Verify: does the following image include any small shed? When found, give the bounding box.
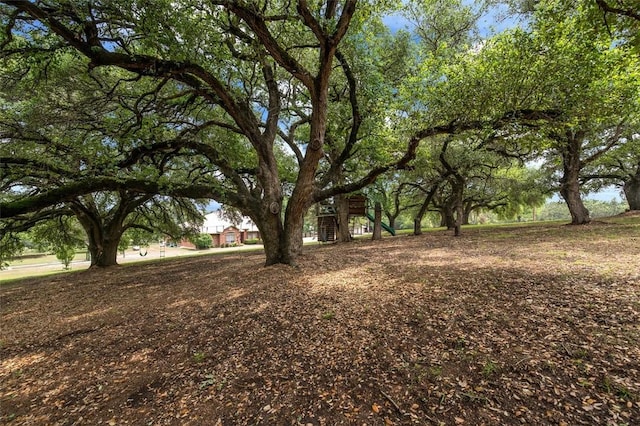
[317,216,337,242]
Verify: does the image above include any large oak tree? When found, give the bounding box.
[1,1,428,266]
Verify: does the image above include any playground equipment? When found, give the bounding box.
[365,212,396,236]
[316,202,338,242]
[316,195,395,241]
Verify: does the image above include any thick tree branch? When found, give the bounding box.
[582,121,626,165]
[319,49,362,188]
[0,208,74,236]
[595,0,640,21]
[0,177,234,218]
[216,1,315,90]
[3,1,266,147]
[314,108,561,202]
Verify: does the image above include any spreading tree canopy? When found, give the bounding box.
[1,1,427,265]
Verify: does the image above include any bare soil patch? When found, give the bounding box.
[1,220,639,425]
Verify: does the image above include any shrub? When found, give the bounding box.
[190,233,213,250]
[244,238,261,245]
[55,245,76,270]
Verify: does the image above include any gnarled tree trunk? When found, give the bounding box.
[462,201,473,225]
[454,204,463,236]
[255,208,290,266]
[559,131,590,224]
[70,193,152,267]
[623,165,640,210]
[452,182,464,237]
[385,213,397,231]
[560,181,590,224]
[78,218,124,268]
[90,234,121,268]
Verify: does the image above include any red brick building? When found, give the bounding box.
[181,210,261,248]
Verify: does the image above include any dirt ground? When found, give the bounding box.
[1,217,639,425]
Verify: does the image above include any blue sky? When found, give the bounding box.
[382,2,524,36]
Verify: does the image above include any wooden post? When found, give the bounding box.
[372,202,382,240]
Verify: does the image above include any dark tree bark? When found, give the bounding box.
[257,213,290,266]
[336,194,352,242]
[73,206,124,268]
[440,203,456,229]
[91,233,121,268]
[437,184,464,233]
[372,202,382,240]
[559,131,591,225]
[383,187,406,232]
[595,0,640,21]
[385,214,396,231]
[623,164,640,210]
[560,180,590,225]
[462,206,471,225]
[454,203,463,237]
[451,181,464,236]
[70,192,153,267]
[435,138,465,234]
[413,218,422,235]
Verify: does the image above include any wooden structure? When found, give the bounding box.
[317,215,337,242]
[316,195,368,242]
[347,194,367,216]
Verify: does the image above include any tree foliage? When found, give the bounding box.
[0,0,428,265]
[1,0,638,269]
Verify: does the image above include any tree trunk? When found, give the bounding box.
[284,213,304,261]
[559,132,590,225]
[253,199,292,266]
[560,182,590,224]
[623,168,640,210]
[82,224,122,268]
[386,214,397,231]
[70,192,158,267]
[413,184,440,236]
[72,204,123,267]
[413,218,423,236]
[454,203,463,237]
[372,202,382,240]
[254,167,310,266]
[336,194,352,242]
[273,67,331,264]
[91,235,121,267]
[449,178,464,236]
[462,202,473,225]
[261,226,290,266]
[441,204,455,229]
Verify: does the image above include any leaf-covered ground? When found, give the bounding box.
[2,217,639,425]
